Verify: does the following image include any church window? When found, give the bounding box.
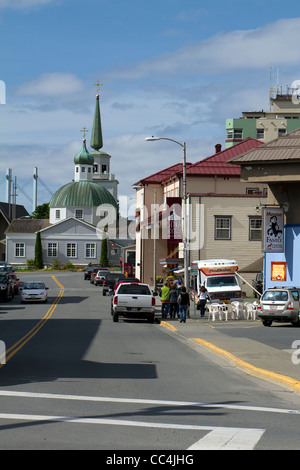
[102,164,107,173]
[48,243,58,257]
[15,242,25,257]
[75,209,83,219]
[55,210,60,219]
[67,243,77,258]
[93,164,98,173]
[86,243,96,258]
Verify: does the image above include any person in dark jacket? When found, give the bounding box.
[168,285,178,318]
[178,286,190,323]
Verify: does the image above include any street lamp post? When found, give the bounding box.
[145,136,188,291]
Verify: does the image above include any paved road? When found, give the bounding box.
[1,272,300,450]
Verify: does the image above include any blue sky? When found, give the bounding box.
[1,0,300,216]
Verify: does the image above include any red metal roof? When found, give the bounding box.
[187,138,263,177]
[134,138,264,186]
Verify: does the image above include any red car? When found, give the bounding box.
[9,273,20,294]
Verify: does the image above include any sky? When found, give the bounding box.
[1,0,300,217]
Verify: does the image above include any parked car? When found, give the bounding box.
[84,266,94,280]
[102,273,127,296]
[20,281,49,303]
[258,287,300,326]
[0,273,14,301]
[9,273,20,294]
[94,269,110,286]
[90,267,108,284]
[112,282,157,323]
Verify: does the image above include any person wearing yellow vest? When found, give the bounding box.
[160,282,170,319]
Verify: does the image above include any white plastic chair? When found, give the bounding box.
[218,303,228,321]
[231,301,244,319]
[246,302,257,320]
[207,303,222,321]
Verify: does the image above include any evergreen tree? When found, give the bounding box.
[100,230,108,267]
[32,203,49,219]
[35,231,44,269]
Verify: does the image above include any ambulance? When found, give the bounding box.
[191,259,242,303]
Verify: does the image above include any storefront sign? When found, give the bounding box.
[271,261,287,281]
[263,207,284,253]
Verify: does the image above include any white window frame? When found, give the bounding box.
[85,243,96,258]
[15,242,25,257]
[249,217,262,241]
[48,242,58,257]
[67,243,77,258]
[215,216,231,240]
[75,209,83,219]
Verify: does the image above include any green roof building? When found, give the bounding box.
[49,90,118,225]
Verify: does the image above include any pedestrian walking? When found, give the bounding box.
[168,285,178,318]
[178,286,190,323]
[160,282,170,319]
[197,285,211,318]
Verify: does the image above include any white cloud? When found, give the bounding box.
[15,73,85,98]
[0,0,55,10]
[105,17,300,80]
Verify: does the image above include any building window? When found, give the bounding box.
[67,243,77,258]
[278,128,286,136]
[215,217,231,240]
[75,209,83,219]
[249,217,262,241]
[234,129,243,139]
[81,167,85,172]
[55,210,60,219]
[93,164,98,173]
[246,188,259,195]
[48,243,58,257]
[256,128,264,139]
[86,243,96,258]
[102,164,107,173]
[15,243,25,257]
[227,129,243,140]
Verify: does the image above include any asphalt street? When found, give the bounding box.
[1,272,300,450]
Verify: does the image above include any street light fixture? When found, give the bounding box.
[145,136,188,291]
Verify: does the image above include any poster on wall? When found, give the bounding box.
[271,262,287,281]
[263,207,284,253]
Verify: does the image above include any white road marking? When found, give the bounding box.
[188,428,265,450]
[0,390,299,415]
[0,412,265,450]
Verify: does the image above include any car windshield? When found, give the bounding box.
[206,276,238,287]
[262,290,288,301]
[118,284,151,295]
[24,282,45,290]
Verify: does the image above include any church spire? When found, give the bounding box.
[90,81,103,151]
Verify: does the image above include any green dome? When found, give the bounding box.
[74,140,94,165]
[50,181,117,208]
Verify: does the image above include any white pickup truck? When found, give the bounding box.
[112,282,156,323]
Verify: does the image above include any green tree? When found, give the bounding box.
[32,203,49,219]
[100,230,108,267]
[35,231,44,269]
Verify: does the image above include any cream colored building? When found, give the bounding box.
[134,139,268,295]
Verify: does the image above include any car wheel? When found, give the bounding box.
[262,320,272,327]
[113,312,119,322]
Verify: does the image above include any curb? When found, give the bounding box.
[191,337,300,394]
[158,321,300,395]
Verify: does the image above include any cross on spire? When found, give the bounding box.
[93,80,103,96]
[81,127,88,140]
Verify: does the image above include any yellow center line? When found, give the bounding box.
[0,276,64,367]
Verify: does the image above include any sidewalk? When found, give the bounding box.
[155,300,300,396]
